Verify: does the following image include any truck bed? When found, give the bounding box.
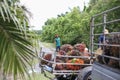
[92,62,120,80]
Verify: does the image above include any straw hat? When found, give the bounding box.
[104,29,109,34]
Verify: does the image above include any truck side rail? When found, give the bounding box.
[39,48,93,75]
[92,6,120,17]
[90,6,120,70]
[90,6,120,80]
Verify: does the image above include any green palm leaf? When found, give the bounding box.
[0,0,37,79]
[0,22,36,79]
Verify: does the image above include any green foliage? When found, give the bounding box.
[0,0,37,79]
[40,0,120,47]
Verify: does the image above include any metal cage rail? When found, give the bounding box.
[90,6,120,66]
[39,46,93,75]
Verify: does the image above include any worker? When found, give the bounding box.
[55,34,61,52]
[98,29,109,49]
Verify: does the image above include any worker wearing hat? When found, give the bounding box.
[98,29,109,48]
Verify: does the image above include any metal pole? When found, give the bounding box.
[53,51,57,73]
[90,17,94,63]
[102,13,107,64]
[103,13,107,44]
[93,6,120,17]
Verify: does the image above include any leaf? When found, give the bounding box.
[0,3,6,21]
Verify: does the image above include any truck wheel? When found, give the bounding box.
[56,75,66,80]
[56,75,77,80]
[83,71,91,80]
[75,66,92,80]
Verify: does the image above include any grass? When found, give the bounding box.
[40,42,55,48]
[28,71,55,80]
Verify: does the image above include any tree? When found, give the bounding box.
[0,0,36,79]
[40,0,120,47]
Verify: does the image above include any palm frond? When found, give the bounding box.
[0,0,37,79]
[0,23,36,79]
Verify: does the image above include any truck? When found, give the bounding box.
[39,44,93,80]
[88,6,120,80]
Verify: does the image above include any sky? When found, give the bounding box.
[20,0,90,30]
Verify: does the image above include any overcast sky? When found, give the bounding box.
[20,0,90,30]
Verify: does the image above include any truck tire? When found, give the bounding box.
[56,75,77,80]
[75,66,92,80]
[56,75,68,80]
[83,71,91,80]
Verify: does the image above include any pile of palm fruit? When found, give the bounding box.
[41,43,91,70]
[55,43,90,70]
[98,33,120,69]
